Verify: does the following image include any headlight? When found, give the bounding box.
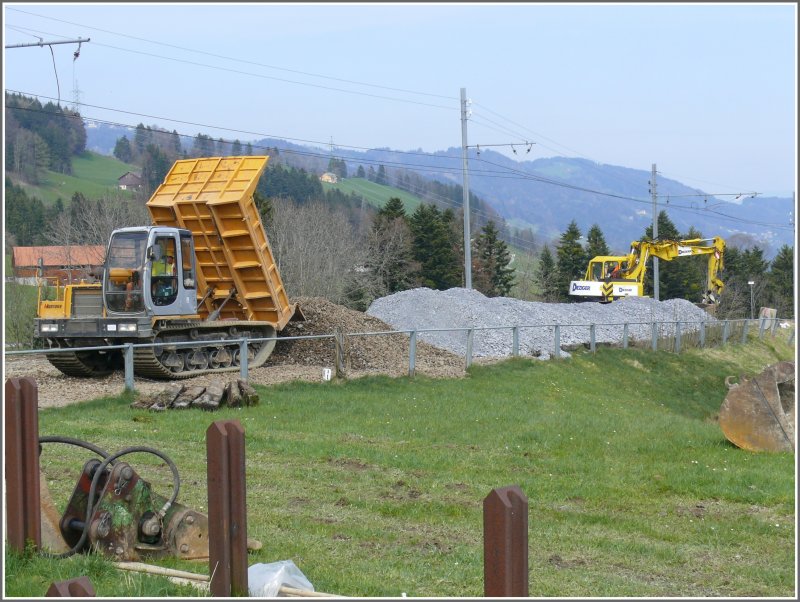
[106,324,118,332]
[41,323,59,332]
[119,323,137,332]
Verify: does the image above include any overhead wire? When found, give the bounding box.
[5,92,791,232]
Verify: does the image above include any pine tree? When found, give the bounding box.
[555,220,586,301]
[376,165,387,185]
[357,165,366,178]
[585,224,610,258]
[474,221,515,297]
[409,204,461,290]
[767,244,794,318]
[113,136,132,163]
[232,139,242,155]
[536,245,559,302]
[369,197,416,294]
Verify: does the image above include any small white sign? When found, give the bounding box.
[322,368,332,381]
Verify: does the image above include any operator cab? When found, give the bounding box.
[104,226,197,317]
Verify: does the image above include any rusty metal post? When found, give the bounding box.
[5,377,42,552]
[484,485,528,597]
[207,420,248,597]
[45,577,95,597]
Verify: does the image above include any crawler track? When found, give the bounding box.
[46,350,116,377]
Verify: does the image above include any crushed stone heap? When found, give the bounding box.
[367,287,717,360]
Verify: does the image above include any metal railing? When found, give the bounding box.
[4,316,793,394]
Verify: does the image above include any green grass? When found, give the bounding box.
[9,152,139,205]
[4,334,795,597]
[321,178,424,213]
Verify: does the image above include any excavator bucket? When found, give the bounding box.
[719,361,795,452]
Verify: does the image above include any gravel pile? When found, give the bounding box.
[367,287,716,360]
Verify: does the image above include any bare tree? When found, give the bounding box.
[265,199,374,306]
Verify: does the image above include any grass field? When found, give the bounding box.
[4,334,795,597]
[10,152,139,205]
[321,178,424,213]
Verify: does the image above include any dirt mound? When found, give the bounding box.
[273,297,465,375]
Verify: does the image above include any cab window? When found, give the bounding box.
[152,236,178,306]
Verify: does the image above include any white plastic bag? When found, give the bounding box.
[248,559,315,597]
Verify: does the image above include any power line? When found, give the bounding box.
[6,92,792,233]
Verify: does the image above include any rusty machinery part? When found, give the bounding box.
[37,441,180,560]
[719,360,796,453]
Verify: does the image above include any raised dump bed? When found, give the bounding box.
[146,156,294,329]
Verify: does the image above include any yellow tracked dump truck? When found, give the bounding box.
[569,236,726,305]
[35,156,300,379]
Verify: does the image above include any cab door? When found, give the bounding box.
[147,231,197,317]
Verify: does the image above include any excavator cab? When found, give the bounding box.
[104,227,198,318]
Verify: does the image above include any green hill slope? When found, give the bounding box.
[322,178,424,213]
[8,152,139,205]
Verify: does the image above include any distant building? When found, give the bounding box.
[12,245,105,285]
[118,171,142,190]
[319,172,339,184]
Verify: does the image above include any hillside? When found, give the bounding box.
[321,178,424,214]
[83,123,794,255]
[6,152,139,205]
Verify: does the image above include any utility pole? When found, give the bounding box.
[650,163,659,301]
[461,88,472,289]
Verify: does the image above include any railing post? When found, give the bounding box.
[124,343,135,392]
[651,322,658,352]
[622,323,629,349]
[484,485,528,597]
[512,326,519,357]
[207,420,248,597]
[722,320,729,345]
[759,317,767,339]
[45,577,95,597]
[4,377,42,552]
[408,330,417,377]
[699,321,706,348]
[553,325,561,359]
[789,328,795,346]
[465,328,474,369]
[674,321,681,353]
[239,338,248,381]
[741,319,749,344]
[589,324,596,353]
[771,317,779,336]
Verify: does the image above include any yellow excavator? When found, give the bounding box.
[569,236,726,304]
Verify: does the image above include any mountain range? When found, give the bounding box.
[85,122,794,257]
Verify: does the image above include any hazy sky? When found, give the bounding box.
[3,2,797,197]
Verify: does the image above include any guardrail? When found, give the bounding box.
[4,316,792,394]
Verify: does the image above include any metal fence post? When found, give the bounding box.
[553,325,561,359]
[771,317,779,336]
[408,330,417,377]
[741,319,749,344]
[789,328,795,346]
[512,326,519,357]
[4,377,42,552]
[124,343,135,392]
[699,321,706,348]
[589,324,596,353]
[722,320,729,346]
[759,317,767,339]
[207,420,248,597]
[651,322,658,352]
[674,321,681,354]
[622,323,629,349]
[239,338,248,381]
[465,328,474,369]
[484,485,528,597]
